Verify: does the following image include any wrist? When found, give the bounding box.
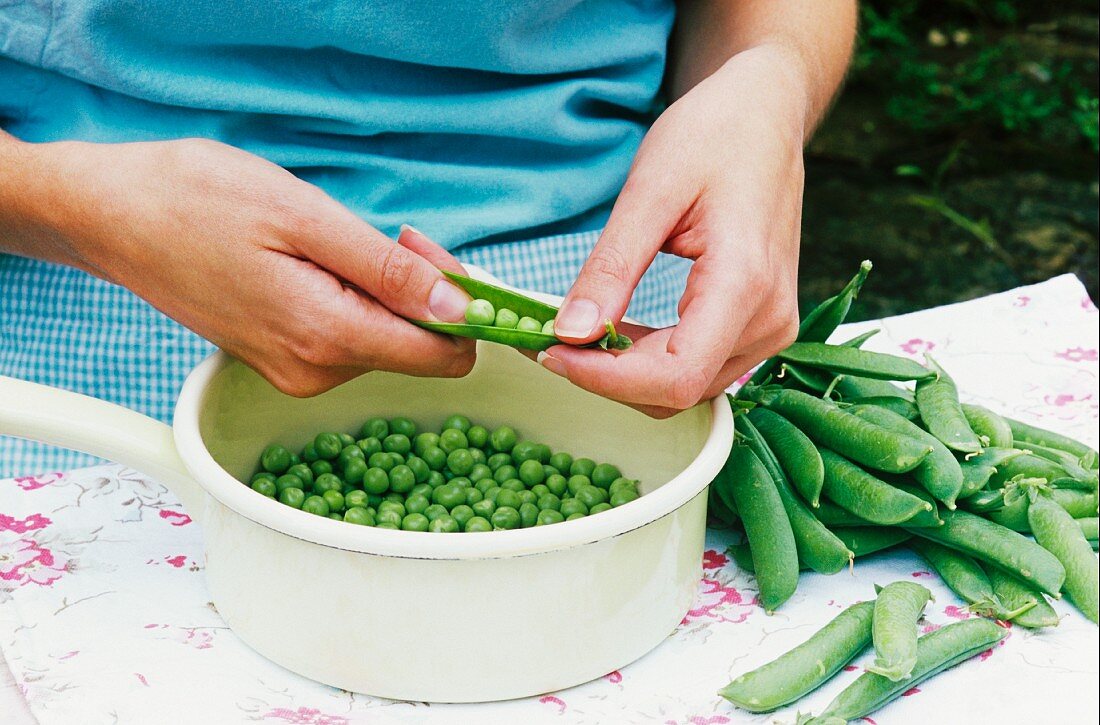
[714,44,813,143]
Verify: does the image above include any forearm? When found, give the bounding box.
[669,0,857,138]
[0,130,95,272]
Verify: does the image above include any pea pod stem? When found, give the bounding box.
[718,601,875,713]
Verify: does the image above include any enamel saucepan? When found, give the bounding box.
[0,277,734,702]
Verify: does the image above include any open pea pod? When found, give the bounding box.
[412,271,632,352]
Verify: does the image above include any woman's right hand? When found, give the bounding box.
[12,136,476,395]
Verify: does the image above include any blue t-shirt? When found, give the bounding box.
[0,0,674,246]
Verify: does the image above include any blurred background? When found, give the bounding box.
[801,0,1098,320]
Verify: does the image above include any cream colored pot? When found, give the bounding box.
[0,291,733,703]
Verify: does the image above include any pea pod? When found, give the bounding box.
[807,618,1007,724]
[909,539,1029,620]
[834,375,916,402]
[778,362,837,395]
[737,410,853,574]
[829,526,912,556]
[820,449,933,526]
[850,404,963,509]
[987,488,1099,531]
[868,581,932,681]
[961,404,1014,448]
[915,355,982,454]
[746,387,932,474]
[748,260,872,385]
[412,272,631,351]
[748,407,826,507]
[1023,442,1099,487]
[1078,517,1099,540]
[724,443,799,612]
[983,564,1061,629]
[990,453,1070,489]
[845,396,920,420]
[958,447,1029,499]
[905,509,1066,597]
[1005,415,1099,464]
[888,480,945,527]
[778,343,934,382]
[707,482,738,528]
[1028,491,1099,623]
[718,601,875,713]
[813,500,874,528]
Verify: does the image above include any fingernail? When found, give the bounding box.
[554,298,600,339]
[398,224,424,243]
[428,278,470,322]
[537,351,567,377]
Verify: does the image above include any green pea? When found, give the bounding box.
[545,474,568,497]
[383,492,405,504]
[367,451,397,472]
[537,493,562,511]
[380,434,410,457]
[465,487,484,505]
[609,477,639,496]
[511,441,541,464]
[442,414,472,433]
[517,489,537,506]
[251,478,277,497]
[450,504,475,528]
[591,463,621,489]
[404,493,430,515]
[378,500,406,517]
[543,464,560,479]
[465,298,496,325]
[472,499,496,519]
[360,417,389,440]
[389,417,417,438]
[567,474,591,497]
[408,484,432,500]
[261,444,293,474]
[275,474,305,494]
[401,513,430,532]
[321,489,346,514]
[490,426,518,452]
[308,459,332,477]
[530,484,550,498]
[375,509,403,526]
[566,512,586,521]
[345,489,370,509]
[429,515,460,533]
[313,473,342,494]
[575,485,609,509]
[560,498,589,517]
[465,516,493,532]
[468,448,486,465]
[342,458,367,486]
[432,483,466,509]
[405,455,430,483]
[343,507,375,526]
[326,512,342,520]
[493,465,519,484]
[468,464,493,483]
[589,502,612,515]
[542,318,556,335]
[537,509,565,526]
[376,522,400,530]
[251,471,277,485]
[422,445,447,471]
[510,502,535,527]
[427,471,446,488]
[362,467,390,495]
[494,308,519,329]
[286,463,314,488]
[569,458,596,478]
[518,458,545,486]
[475,477,497,494]
[439,428,469,453]
[414,432,440,456]
[383,465,411,494]
[302,495,331,517]
[278,487,306,509]
[447,448,475,476]
[313,433,342,460]
[500,478,526,493]
[466,425,489,449]
[338,433,355,448]
[549,452,573,474]
[609,488,639,507]
[495,489,522,510]
[517,316,541,332]
[492,506,521,530]
[424,504,450,521]
[487,452,512,471]
[386,452,405,467]
[301,442,319,463]
[355,437,381,459]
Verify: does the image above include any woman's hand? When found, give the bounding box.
[543,47,807,416]
[15,137,475,396]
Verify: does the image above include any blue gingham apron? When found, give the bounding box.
[0,231,689,476]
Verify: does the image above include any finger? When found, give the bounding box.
[397,224,467,276]
[293,207,471,323]
[554,170,691,343]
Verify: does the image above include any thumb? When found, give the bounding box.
[554,178,680,343]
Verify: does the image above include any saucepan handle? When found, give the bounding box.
[0,375,206,524]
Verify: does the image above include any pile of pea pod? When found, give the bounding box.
[709,261,1099,720]
[711,261,1099,624]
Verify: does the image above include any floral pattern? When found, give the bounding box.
[1,274,1098,725]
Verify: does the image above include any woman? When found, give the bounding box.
[0,1,856,475]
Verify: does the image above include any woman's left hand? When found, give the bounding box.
[542,46,809,417]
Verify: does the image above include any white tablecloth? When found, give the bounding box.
[2,274,1098,724]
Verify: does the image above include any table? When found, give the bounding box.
[2,274,1098,724]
